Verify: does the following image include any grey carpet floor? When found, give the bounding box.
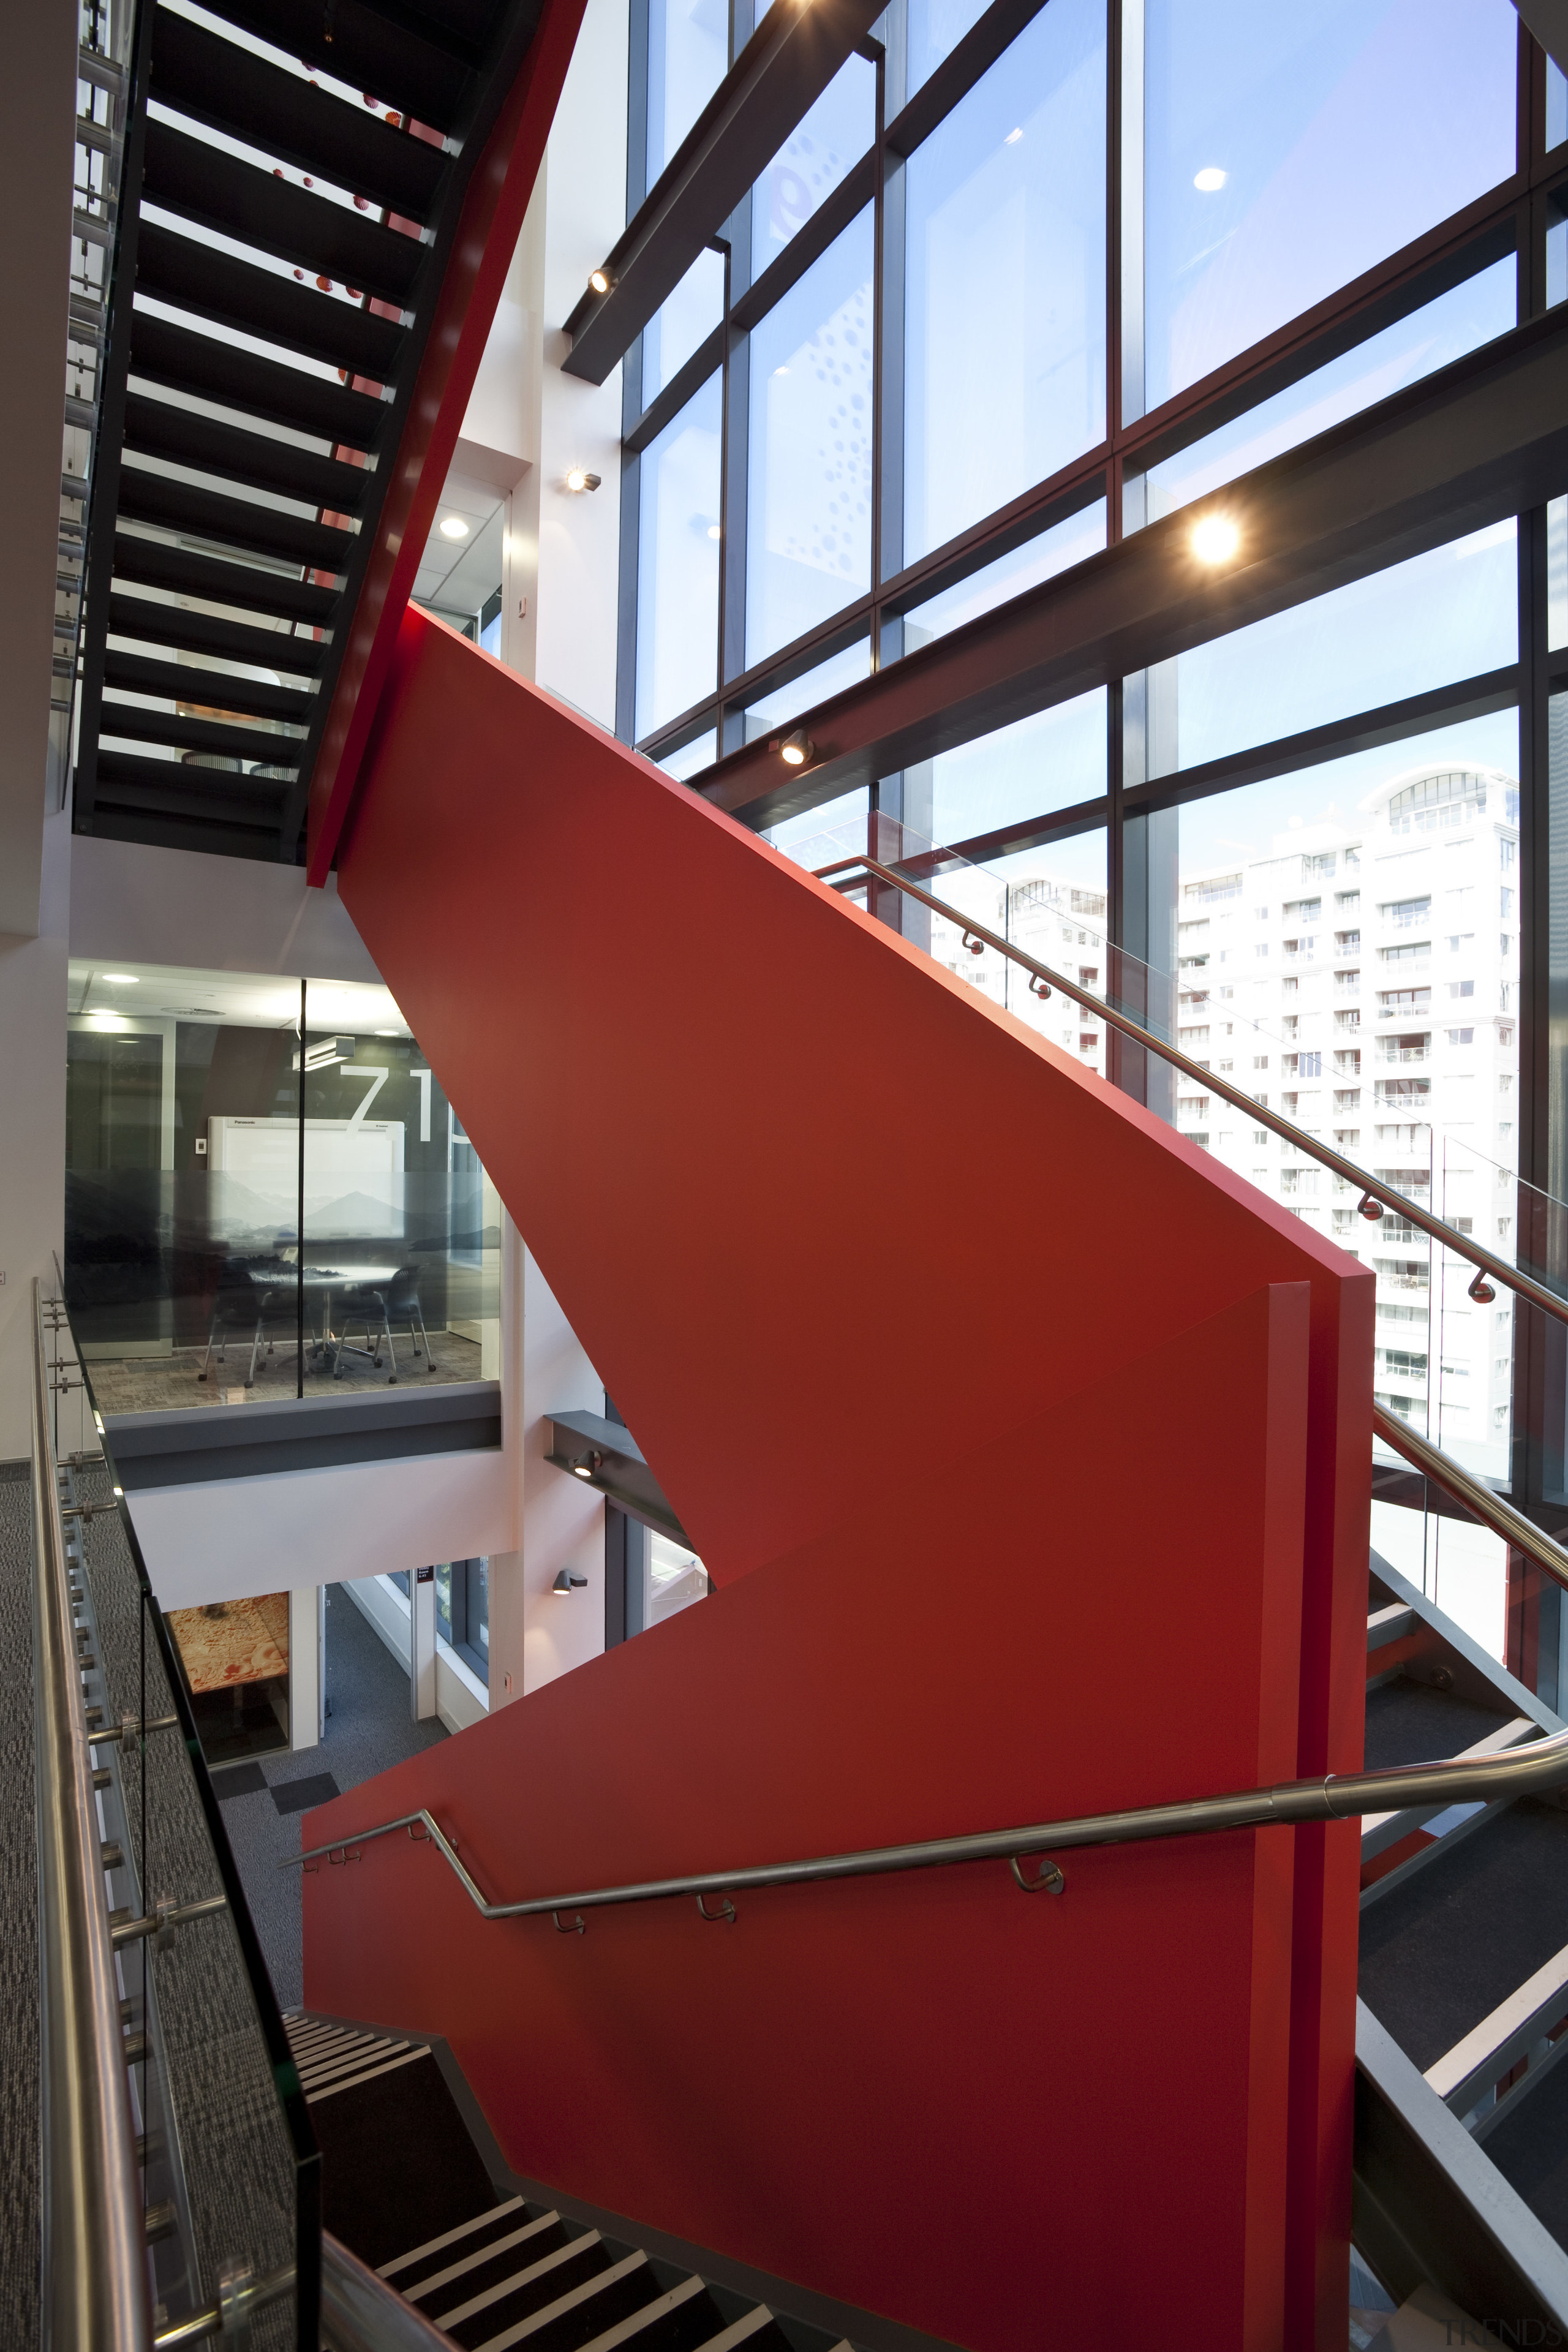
[88,1331,482,1414]
[214,1585,448,2016]
[0,1461,40,2350]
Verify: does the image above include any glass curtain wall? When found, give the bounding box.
[64,964,502,1412]
[613,0,1568,1673]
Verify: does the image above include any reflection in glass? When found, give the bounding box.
[745,636,869,739]
[436,1558,489,1682]
[752,54,876,264]
[1551,498,1568,651]
[646,1531,708,1627]
[643,246,725,408]
[924,688,1107,846]
[1137,0,1517,412]
[636,371,722,737]
[1131,263,1515,527]
[747,209,874,665]
[1150,522,1517,778]
[1551,55,1567,151]
[903,0,1106,567]
[655,732,717,780]
[646,0,728,187]
[907,0,992,92]
[900,503,1106,648]
[767,786,870,863]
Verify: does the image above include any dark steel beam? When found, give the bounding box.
[699,307,1568,832]
[561,0,886,388]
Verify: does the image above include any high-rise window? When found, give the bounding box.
[903,0,1106,566]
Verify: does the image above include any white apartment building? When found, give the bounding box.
[1173,764,1520,1481]
[921,764,1521,1482]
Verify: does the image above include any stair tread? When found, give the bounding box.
[379,2198,529,2280]
[437,2229,606,2332]
[467,2250,654,2352]
[307,2043,429,2103]
[406,2211,562,2302]
[1359,1799,1568,2072]
[1362,1677,1514,1773]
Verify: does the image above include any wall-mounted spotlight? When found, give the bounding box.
[552,1569,590,1595]
[589,266,614,296]
[572,1450,605,1479]
[1190,513,1240,565]
[565,468,603,493]
[778,728,814,768]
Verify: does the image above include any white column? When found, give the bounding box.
[486,1242,604,1703]
[288,1584,322,1752]
[410,1564,438,1719]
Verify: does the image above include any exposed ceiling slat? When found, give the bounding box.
[123,390,373,513]
[141,121,426,307]
[103,649,315,722]
[107,588,332,673]
[148,8,448,220]
[110,532,339,623]
[115,469,353,570]
[100,699,303,763]
[135,222,406,378]
[204,0,483,110]
[127,312,386,448]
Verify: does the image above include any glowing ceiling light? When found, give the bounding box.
[780,728,814,768]
[707,524,722,540]
[1193,166,1227,192]
[1191,514,1240,565]
[102,973,140,984]
[1004,127,1023,145]
[589,266,614,295]
[439,515,469,540]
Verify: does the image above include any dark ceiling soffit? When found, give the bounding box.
[545,1409,690,1545]
[560,0,888,387]
[1514,0,1568,77]
[698,308,1568,832]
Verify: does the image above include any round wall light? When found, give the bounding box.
[780,728,814,768]
[1190,514,1240,565]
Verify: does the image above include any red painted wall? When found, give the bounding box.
[309,610,1374,2349]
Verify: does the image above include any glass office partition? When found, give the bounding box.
[64,964,502,1414]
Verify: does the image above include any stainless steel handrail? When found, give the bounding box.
[812,857,1568,1596]
[32,1278,149,2351]
[281,1724,1568,1920]
[1373,1404,1568,1591]
[815,853,1568,1333]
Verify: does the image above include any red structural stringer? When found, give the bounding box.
[308,608,1374,2352]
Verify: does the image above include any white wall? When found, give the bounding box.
[126,1441,518,1614]
[71,834,383,984]
[470,0,627,722]
[0,811,70,1459]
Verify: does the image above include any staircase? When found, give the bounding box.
[286,2013,848,2352]
[1353,1558,1568,2320]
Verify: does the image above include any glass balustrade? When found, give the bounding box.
[44,1295,316,2347]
